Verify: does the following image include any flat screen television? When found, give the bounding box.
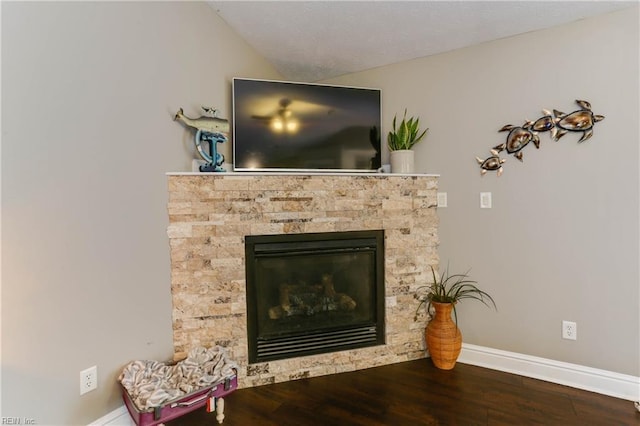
[232,78,381,172]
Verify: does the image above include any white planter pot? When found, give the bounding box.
[390,150,415,173]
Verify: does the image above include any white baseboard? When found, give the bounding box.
[458,343,640,402]
[92,345,640,425]
[88,405,134,426]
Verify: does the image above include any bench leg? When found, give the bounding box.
[216,398,225,424]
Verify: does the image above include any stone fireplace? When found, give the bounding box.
[167,173,439,388]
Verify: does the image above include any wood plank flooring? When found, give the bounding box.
[167,358,639,425]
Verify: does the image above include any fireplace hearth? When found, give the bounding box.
[245,230,385,363]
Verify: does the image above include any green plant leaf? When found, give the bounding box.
[414,264,496,325]
[398,120,408,148]
[387,109,428,151]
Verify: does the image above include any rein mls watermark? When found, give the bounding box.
[1,418,35,425]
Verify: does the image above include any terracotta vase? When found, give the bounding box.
[425,302,462,370]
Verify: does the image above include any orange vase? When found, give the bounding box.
[425,302,462,370]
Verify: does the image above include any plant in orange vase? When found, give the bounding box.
[415,265,496,370]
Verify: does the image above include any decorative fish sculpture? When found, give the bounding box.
[551,100,605,142]
[476,149,506,177]
[174,107,230,135]
[174,106,229,172]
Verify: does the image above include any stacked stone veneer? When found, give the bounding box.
[167,173,439,388]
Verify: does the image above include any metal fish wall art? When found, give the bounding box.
[477,100,604,176]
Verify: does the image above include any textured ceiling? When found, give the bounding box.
[210,1,634,82]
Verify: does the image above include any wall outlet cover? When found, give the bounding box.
[480,192,492,209]
[562,320,577,340]
[80,365,98,395]
[437,192,447,208]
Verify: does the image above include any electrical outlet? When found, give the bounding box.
[80,366,98,395]
[562,321,577,340]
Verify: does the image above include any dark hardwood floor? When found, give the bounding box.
[167,358,639,425]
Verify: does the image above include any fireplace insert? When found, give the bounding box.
[245,230,385,363]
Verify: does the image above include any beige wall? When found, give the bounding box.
[325,7,639,376]
[1,2,280,423]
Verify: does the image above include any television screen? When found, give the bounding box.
[232,78,381,172]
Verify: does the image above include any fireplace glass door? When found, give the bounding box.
[245,230,385,363]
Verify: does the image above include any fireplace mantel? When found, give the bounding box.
[167,173,439,388]
[167,171,439,177]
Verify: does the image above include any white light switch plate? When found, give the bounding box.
[437,192,447,208]
[480,192,492,208]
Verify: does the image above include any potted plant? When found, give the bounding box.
[414,265,496,370]
[387,109,428,173]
